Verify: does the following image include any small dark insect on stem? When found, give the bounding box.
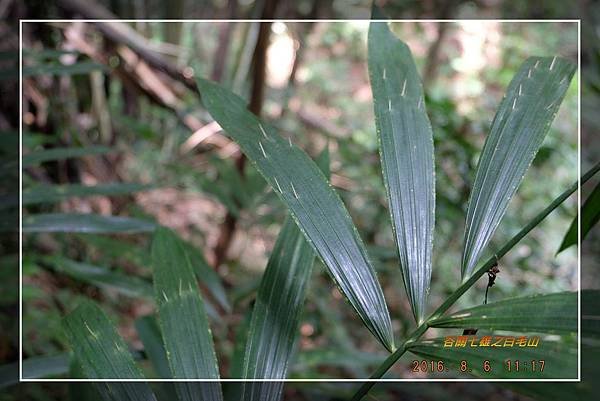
[484,255,500,305]
[463,255,501,335]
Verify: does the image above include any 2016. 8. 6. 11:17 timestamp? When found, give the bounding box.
[411,359,546,375]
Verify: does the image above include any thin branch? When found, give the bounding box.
[55,0,197,90]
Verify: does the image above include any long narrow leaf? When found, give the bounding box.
[505,292,600,399]
[407,335,577,378]
[582,289,600,337]
[62,301,145,378]
[76,234,230,313]
[62,301,157,400]
[291,349,385,373]
[69,360,105,401]
[239,150,328,399]
[22,61,108,77]
[23,48,81,60]
[428,292,576,333]
[0,355,69,386]
[75,235,150,265]
[505,381,593,401]
[22,146,111,167]
[223,312,252,401]
[22,213,156,233]
[9,351,146,382]
[197,78,394,352]
[44,257,153,298]
[134,316,172,379]
[152,227,223,400]
[368,21,435,323]
[22,183,153,206]
[173,383,216,401]
[229,311,252,379]
[182,241,231,313]
[0,183,151,211]
[462,57,576,279]
[558,181,600,253]
[23,354,69,380]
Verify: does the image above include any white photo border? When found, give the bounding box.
[19,18,582,383]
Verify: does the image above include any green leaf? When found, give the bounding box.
[291,348,385,373]
[22,213,156,233]
[174,383,220,401]
[134,316,172,379]
[23,48,81,60]
[22,61,108,77]
[22,131,58,147]
[223,312,252,401]
[4,182,151,211]
[505,381,593,401]
[197,77,394,352]
[69,358,110,401]
[240,147,328,393]
[151,227,223,400]
[462,56,576,279]
[558,181,600,253]
[240,219,313,397]
[428,292,577,334]
[0,355,70,387]
[22,146,111,167]
[507,291,600,400]
[22,354,69,380]
[62,301,157,401]
[22,183,153,206]
[229,310,252,379]
[368,21,435,324]
[407,335,577,378]
[11,350,149,383]
[582,289,600,337]
[78,233,230,315]
[43,257,153,298]
[74,234,151,267]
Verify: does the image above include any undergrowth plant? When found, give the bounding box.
[11,17,599,401]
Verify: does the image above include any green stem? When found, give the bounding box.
[351,162,599,401]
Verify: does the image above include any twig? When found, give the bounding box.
[422,0,459,84]
[55,0,197,90]
[211,0,238,82]
[180,121,223,154]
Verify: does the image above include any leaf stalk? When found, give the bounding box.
[350,162,599,401]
